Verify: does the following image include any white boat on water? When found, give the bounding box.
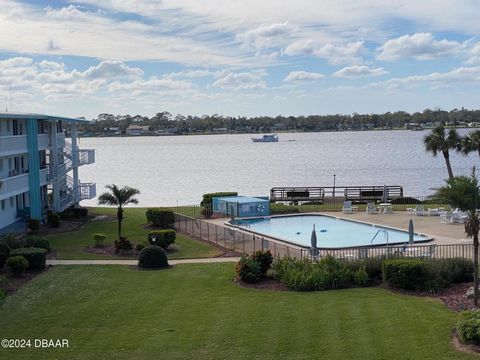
[251,134,279,142]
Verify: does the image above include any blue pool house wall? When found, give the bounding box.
[212,196,270,217]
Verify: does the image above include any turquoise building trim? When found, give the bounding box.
[26,118,42,219]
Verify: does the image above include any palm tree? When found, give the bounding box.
[436,170,480,306]
[98,184,140,241]
[424,126,460,180]
[461,130,480,158]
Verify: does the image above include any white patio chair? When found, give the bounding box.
[413,205,428,216]
[451,210,468,224]
[366,202,379,214]
[342,201,357,214]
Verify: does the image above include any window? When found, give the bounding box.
[10,197,14,207]
[1,200,5,210]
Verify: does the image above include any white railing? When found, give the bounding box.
[78,149,95,165]
[79,182,96,200]
[39,167,50,185]
[0,173,29,199]
[0,135,27,156]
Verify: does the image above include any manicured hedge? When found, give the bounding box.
[7,256,28,275]
[138,246,169,269]
[145,209,175,228]
[93,233,107,247]
[10,247,47,270]
[382,259,428,290]
[235,250,273,283]
[457,310,480,345]
[147,230,176,250]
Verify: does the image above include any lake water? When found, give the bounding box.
[77,129,478,207]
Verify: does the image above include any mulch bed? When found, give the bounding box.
[234,277,289,291]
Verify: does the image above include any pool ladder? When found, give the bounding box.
[371,229,389,257]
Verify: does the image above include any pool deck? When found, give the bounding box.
[206,211,471,246]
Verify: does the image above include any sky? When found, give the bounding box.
[0,0,480,119]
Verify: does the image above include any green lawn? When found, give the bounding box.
[47,207,221,260]
[0,264,474,360]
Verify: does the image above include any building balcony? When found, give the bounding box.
[0,168,50,200]
[0,133,66,156]
[77,149,95,166]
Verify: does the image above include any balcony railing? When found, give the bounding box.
[0,135,27,156]
[79,182,96,200]
[0,173,29,199]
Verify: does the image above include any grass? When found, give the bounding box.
[47,207,221,260]
[0,263,475,360]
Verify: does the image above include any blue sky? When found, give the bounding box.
[0,0,480,119]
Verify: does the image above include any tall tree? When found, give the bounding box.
[424,126,460,180]
[461,130,480,158]
[436,170,480,306]
[97,184,140,241]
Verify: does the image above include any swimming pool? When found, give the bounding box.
[233,214,432,248]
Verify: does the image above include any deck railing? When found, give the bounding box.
[173,213,474,261]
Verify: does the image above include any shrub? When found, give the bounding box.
[457,310,480,345]
[391,197,422,205]
[147,230,176,250]
[135,243,147,252]
[27,218,40,234]
[235,256,263,283]
[200,192,238,218]
[382,259,428,290]
[354,267,369,286]
[1,234,26,249]
[145,208,175,228]
[7,256,28,275]
[0,242,11,257]
[0,288,5,300]
[46,211,60,228]
[272,256,357,291]
[93,233,107,247]
[343,256,385,281]
[60,208,89,219]
[32,238,50,252]
[10,247,47,270]
[0,252,6,269]
[426,258,473,287]
[138,246,169,269]
[251,250,273,274]
[114,237,133,253]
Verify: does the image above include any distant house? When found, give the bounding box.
[104,127,121,136]
[126,125,150,136]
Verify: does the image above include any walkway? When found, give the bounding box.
[47,257,241,266]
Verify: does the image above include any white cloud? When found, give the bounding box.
[334,65,387,78]
[284,71,324,82]
[211,70,267,90]
[369,66,480,89]
[237,22,296,49]
[284,40,364,65]
[377,33,463,61]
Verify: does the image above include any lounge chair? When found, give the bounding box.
[413,205,428,216]
[342,201,357,214]
[440,211,452,224]
[451,210,468,224]
[366,202,379,214]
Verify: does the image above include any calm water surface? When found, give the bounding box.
[77,130,478,206]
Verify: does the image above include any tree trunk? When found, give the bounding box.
[117,207,124,241]
[474,234,479,307]
[442,150,454,180]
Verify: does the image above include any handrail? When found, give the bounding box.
[371,229,389,253]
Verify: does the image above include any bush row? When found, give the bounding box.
[382,258,473,291]
[272,256,369,291]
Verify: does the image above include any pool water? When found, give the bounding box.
[234,215,431,248]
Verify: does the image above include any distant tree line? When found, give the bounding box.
[78,108,480,135]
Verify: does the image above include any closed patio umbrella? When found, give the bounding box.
[382,185,388,203]
[408,219,414,244]
[311,224,319,257]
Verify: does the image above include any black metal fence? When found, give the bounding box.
[174,213,473,261]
